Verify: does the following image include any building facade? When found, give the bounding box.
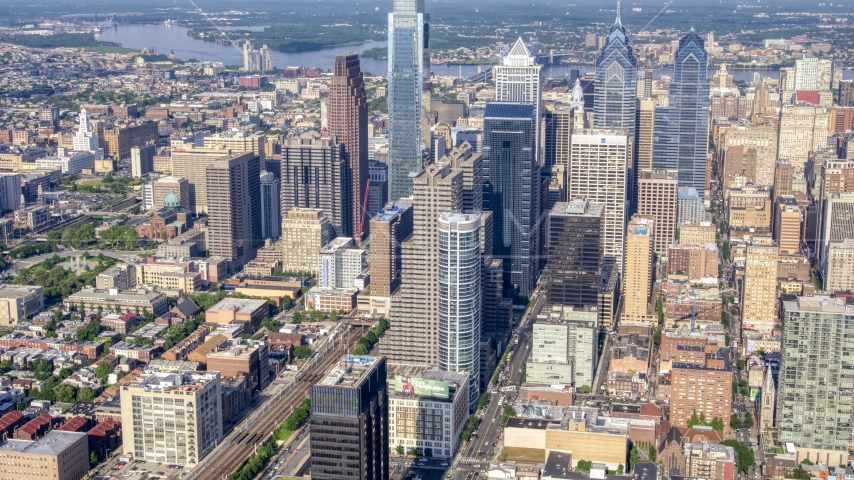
[545,200,604,308]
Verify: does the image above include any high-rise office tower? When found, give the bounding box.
[778,105,829,175]
[839,80,854,107]
[652,30,710,196]
[131,144,155,178]
[545,199,604,308]
[280,131,349,237]
[543,104,574,196]
[369,201,414,299]
[632,98,656,212]
[824,239,854,293]
[483,103,541,297]
[439,142,482,213]
[719,124,779,188]
[438,212,482,409]
[568,129,628,270]
[494,38,542,165]
[637,169,677,255]
[677,187,705,225]
[310,354,388,480]
[329,54,369,240]
[382,164,462,365]
[622,215,655,323]
[794,53,818,91]
[773,196,800,256]
[171,147,237,214]
[820,192,854,280]
[318,237,366,289]
[594,5,638,137]
[282,208,332,276]
[205,153,262,272]
[387,0,429,201]
[259,171,281,239]
[741,240,779,333]
[774,158,794,197]
[777,297,854,458]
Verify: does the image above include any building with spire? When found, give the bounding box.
[759,365,775,432]
[570,78,586,129]
[594,0,638,136]
[73,108,104,159]
[387,0,430,201]
[652,30,710,197]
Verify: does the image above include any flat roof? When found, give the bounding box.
[207,298,268,313]
[319,355,380,387]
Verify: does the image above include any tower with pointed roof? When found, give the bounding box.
[594,0,638,136]
[73,107,103,158]
[759,364,775,432]
[493,37,543,163]
[652,30,710,197]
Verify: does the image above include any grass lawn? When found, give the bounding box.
[500,446,545,463]
[78,179,104,187]
[82,46,139,54]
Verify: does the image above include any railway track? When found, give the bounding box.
[189,326,366,480]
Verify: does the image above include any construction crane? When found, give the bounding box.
[691,287,697,333]
[356,178,371,248]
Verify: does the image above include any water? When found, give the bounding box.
[98,24,389,72]
[100,24,854,82]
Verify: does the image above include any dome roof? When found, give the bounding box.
[163,188,181,208]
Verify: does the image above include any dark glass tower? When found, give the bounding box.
[545,199,604,307]
[483,102,541,298]
[310,355,389,480]
[652,30,710,197]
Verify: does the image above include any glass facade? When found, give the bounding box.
[438,213,481,409]
[778,298,854,450]
[387,0,429,201]
[483,102,541,297]
[653,31,710,197]
[593,19,638,136]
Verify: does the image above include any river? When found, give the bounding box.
[99,24,854,82]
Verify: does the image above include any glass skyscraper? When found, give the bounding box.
[483,102,541,298]
[387,0,429,201]
[593,10,638,136]
[777,297,854,455]
[438,212,482,409]
[652,30,710,197]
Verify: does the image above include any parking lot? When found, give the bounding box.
[91,457,193,480]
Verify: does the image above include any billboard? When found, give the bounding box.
[394,375,450,399]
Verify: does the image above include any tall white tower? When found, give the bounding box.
[73,108,103,159]
[438,212,481,409]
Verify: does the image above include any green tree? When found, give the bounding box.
[730,413,743,430]
[708,417,725,431]
[687,410,702,428]
[742,411,754,429]
[90,451,98,465]
[395,445,404,455]
[77,387,96,402]
[293,345,311,359]
[576,460,592,472]
[54,384,77,403]
[648,444,657,462]
[328,310,339,322]
[790,467,812,480]
[579,385,592,394]
[800,459,815,466]
[629,446,641,470]
[720,440,755,473]
[352,344,368,355]
[477,392,490,410]
[617,464,624,475]
[95,361,112,383]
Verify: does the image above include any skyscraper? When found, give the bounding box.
[483,103,541,297]
[438,212,482,408]
[387,0,429,201]
[494,38,543,165]
[652,30,710,196]
[259,171,281,240]
[637,169,678,255]
[131,144,155,179]
[310,354,388,480]
[594,4,638,136]
[621,215,655,323]
[74,108,102,157]
[568,130,628,270]
[382,164,462,366]
[545,199,604,308]
[280,131,349,238]
[777,296,854,458]
[329,54,369,240]
[205,153,262,272]
[741,240,779,333]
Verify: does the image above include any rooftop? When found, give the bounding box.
[131,371,219,392]
[786,295,854,314]
[207,298,268,313]
[319,355,380,387]
[552,199,605,218]
[0,430,86,455]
